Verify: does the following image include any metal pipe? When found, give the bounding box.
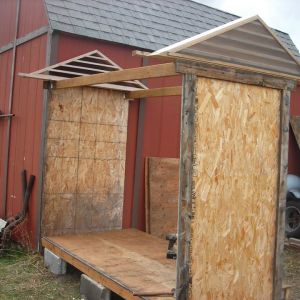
[2,0,20,218]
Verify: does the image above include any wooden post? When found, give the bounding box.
[273,89,291,300]
[176,74,197,300]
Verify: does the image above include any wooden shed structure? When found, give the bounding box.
[22,15,300,299]
[1,0,300,252]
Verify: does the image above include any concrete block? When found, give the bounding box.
[44,248,67,275]
[80,274,111,300]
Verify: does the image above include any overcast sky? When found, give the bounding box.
[194,0,300,52]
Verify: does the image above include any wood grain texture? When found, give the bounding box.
[126,86,182,99]
[42,87,128,236]
[290,116,300,150]
[55,63,177,89]
[145,157,179,239]
[42,229,176,300]
[176,74,197,300]
[190,77,281,299]
[176,60,296,90]
[273,90,291,300]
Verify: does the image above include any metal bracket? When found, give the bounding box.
[0,111,15,119]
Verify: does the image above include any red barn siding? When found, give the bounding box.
[17,0,48,38]
[0,0,17,47]
[289,85,300,175]
[5,34,47,247]
[0,50,13,216]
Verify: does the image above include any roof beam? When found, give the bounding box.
[55,63,177,89]
[125,86,182,99]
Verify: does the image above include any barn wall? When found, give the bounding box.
[289,85,300,175]
[0,0,18,47]
[0,0,49,248]
[42,87,128,236]
[17,0,48,38]
[0,50,13,216]
[5,34,48,247]
[55,33,182,230]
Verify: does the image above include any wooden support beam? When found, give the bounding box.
[176,60,297,90]
[273,89,291,300]
[125,86,182,99]
[55,63,177,89]
[176,74,197,300]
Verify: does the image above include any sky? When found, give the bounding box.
[194,0,300,53]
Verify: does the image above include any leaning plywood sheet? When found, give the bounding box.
[190,78,281,299]
[290,116,300,150]
[42,229,176,300]
[42,87,128,236]
[145,157,179,239]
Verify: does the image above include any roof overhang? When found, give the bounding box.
[147,15,300,80]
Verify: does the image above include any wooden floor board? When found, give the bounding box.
[42,229,176,300]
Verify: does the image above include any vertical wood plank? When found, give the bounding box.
[176,74,197,300]
[273,89,291,300]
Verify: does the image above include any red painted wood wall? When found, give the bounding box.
[0,0,48,247]
[289,86,300,175]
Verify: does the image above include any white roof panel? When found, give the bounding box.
[150,15,300,78]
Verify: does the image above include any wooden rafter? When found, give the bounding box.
[55,63,177,89]
[125,86,181,99]
[19,50,148,92]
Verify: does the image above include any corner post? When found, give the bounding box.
[273,89,291,299]
[176,73,197,300]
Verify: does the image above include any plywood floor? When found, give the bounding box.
[42,229,176,300]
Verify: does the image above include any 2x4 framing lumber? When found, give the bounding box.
[54,63,177,89]
[125,86,181,99]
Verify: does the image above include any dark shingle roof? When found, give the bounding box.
[44,0,300,59]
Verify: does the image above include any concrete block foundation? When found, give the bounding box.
[44,248,67,275]
[80,274,111,300]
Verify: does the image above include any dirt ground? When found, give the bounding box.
[284,247,300,300]
[1,244,300,299]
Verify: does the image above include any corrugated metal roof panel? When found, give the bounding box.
[151,16,300,77]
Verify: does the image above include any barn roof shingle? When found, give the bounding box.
[44,0,300,59]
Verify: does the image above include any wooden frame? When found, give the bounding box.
[19,50,147,92]
[125,86,182,99]
[176,61,294,300]
[273,89,291,299]
[176,74,197,300]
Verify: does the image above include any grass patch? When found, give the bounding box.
[0,243,81,300]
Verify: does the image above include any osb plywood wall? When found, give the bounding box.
[190,78,281,299]
[145,157,179,239]
[42,87,128,236]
